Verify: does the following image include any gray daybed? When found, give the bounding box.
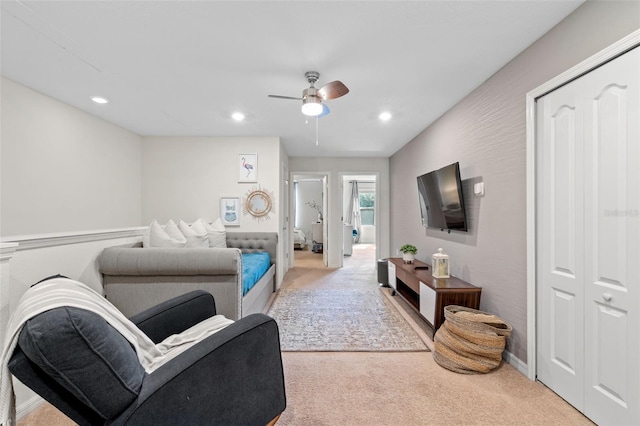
[98,232,277,320]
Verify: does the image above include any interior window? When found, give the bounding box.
[359,192,375,225]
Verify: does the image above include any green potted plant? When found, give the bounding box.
[399,244,417,264]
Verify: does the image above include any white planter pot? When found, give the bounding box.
[402,252,415,264]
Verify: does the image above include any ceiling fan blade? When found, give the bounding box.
[317,81,349,100]
[268,94,303,100]
[318,103,330,118]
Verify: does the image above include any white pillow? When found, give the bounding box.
[208,218,228,248]
[178,219,210,248]
[145,219,187,248]
[192,218,227,248]
[163,219,186,243]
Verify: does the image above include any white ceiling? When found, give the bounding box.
[1,1,583,157]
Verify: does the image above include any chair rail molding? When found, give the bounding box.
[1,242,19,261]
[2,227,146,251]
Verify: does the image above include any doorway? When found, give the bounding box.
[292,173,328,267]
[341,174,377,268]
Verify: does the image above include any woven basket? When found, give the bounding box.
[433,305,512,374]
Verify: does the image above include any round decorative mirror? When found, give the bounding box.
[246,190,272,217]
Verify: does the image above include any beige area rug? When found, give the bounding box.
[267,285,429,352]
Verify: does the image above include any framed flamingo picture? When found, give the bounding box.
[238,154,257,183]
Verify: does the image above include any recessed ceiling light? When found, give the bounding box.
[231,112,245,121]
[379,112,392,121]
[90,96,109,104]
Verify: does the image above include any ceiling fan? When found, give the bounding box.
[268,71,349,117]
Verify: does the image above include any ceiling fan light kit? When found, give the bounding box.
[301,96,323,117]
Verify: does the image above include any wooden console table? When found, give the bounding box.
[388,257,481,331]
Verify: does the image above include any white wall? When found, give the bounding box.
[141,136,280,226]
[278,143,290,279]
[289,157,389,267]
[389,1,640,365]
[1,78,142,236]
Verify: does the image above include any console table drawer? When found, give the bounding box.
[395,266,419,293]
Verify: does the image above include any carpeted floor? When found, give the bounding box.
[277,351,592,426]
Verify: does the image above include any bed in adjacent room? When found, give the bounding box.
[293,228,307,249]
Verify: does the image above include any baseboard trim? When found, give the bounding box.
[503,350,528,376]
[16,394,44,420]
[380,286,530,376]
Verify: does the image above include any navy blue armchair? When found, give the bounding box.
[8,290,286,425]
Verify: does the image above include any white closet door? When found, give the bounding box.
[537,46,639,425]
[536,76,585,410]
[582,46,639,425]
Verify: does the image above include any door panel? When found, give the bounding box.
[583,46,639,426]
[592,303,628,404]
[593,84,629,290]
[551,105,578,277]
[550,288,577,374]
[536,78,585,410]
[322,176,328,267]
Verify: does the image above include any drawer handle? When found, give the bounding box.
[602,293,613,302]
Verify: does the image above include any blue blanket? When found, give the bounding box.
[242,252,272,296]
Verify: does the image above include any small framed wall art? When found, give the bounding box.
[220,197,241,226]
[238,154,257,183]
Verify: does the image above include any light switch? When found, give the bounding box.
[473,182,485,196]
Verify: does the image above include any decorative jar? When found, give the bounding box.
[432,248,450,279]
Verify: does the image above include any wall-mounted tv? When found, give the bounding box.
[416,162,468,232]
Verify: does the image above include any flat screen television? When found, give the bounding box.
[416,162,468,232]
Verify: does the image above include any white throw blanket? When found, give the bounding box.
[0,278,233,426]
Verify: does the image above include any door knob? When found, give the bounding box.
[602,293,613,302]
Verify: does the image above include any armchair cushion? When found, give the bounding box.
[18,307,144,420]
[130,290,217,343]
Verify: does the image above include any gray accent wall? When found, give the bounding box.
[389,1,640,364]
